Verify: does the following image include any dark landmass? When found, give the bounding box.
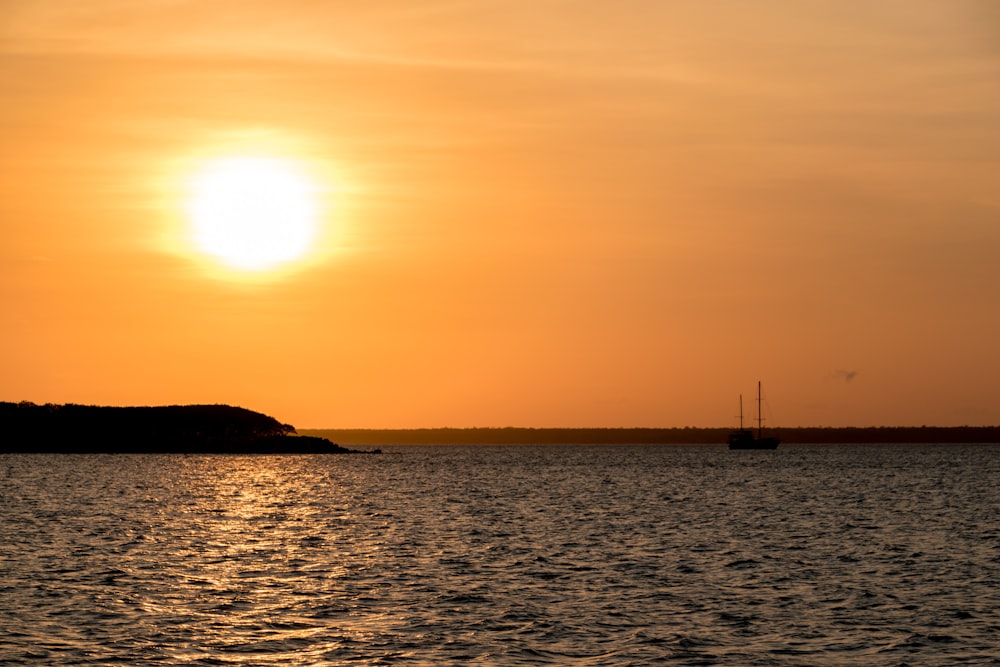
[1,402,376,454]
[6,401,993,451]
[303,426,1000,446]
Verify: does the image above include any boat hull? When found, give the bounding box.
[728,430,779,449]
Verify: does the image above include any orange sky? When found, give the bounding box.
[2,1,998,428]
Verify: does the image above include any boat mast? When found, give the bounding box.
[739,394,744,430]
[756,380,762,439]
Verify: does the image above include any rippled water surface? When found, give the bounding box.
[2,444,999,665]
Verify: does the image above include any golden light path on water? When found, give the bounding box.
[1,445,999,665]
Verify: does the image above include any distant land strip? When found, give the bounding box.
[302,427,1000,446]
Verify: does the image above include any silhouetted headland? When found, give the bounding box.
[1,402,378,454]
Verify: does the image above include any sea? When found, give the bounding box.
[1,443,998,666]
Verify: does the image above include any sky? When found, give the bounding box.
[2,1,998,428]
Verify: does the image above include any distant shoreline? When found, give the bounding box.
[302,426,1000,446]
[4,401,996,450]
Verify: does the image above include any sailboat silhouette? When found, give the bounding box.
[728,381,780,449]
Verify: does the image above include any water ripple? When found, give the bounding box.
[1,445,999,665]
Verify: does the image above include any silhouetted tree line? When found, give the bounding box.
[304,426,1000,446]
[0,402,365,453]
[769,426,1000,444]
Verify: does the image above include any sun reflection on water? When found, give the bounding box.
[3,447,999,665]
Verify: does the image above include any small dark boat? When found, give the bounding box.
[728,381,779,449]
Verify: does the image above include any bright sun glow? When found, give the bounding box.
[187,156,319,271]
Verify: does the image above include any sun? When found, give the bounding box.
[186,156,319,271]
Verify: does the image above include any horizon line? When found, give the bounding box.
[299,425,1000,431]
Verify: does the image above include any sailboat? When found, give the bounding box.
[728,381,780,449]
